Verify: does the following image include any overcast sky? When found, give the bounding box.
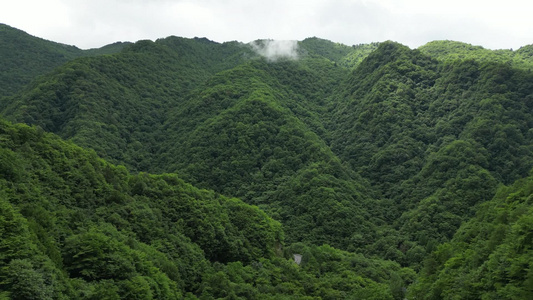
[1,0,532,50]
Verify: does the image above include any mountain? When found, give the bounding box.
[157,58,381,248]
[0,24,129,97]
[0,36,252,171]
[409,171,533,299]
[328,41,533,267]
[299,37,380,68]
[418,40,533,70]
[0,35,383,250]
[1,24,533,299]
[0,118,408,299]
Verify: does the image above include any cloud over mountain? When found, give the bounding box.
[250,39,299,61]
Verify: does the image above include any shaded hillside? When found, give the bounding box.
[0,117,407,299]
[409,171,533,299]
[0,24,129,97]
[3,35,533,256]
[330,41,533,202]
[328,41,533,267]
[329,41,439,199]
[159,60,376,248]
[1,36,383,250]
[1,37,253,171]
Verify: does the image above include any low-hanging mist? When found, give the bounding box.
[250,39,299,61]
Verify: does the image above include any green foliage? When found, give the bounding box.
[0,196,70,299]
[300,37,379,69]
[328,41,533,267]
[2,25,533,298]
[154,59,379,249]
[199,244,402,300]
[1,36,253,173]
[0,23,128,97]
[3,259,56,300]
[0,119,290,298]
[419,40,533,70]
[0,118,399,298]
[409,172,533,299]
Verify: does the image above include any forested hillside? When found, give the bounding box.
[0,24,129,97]
[1,119,408,299]
[329,41,533,268]
[409,171,533,299]
[1,25,532,299]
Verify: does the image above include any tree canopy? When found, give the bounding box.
[1,24,533,299]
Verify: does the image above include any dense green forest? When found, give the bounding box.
[1,24,532,299]
[0,24,129,97]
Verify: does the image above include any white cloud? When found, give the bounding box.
[250,40,299,61]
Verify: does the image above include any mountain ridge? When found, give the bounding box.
[1,24,533,299]
[0,24,130,97]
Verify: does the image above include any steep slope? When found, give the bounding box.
[1,34,383,251]
[0,118,408,299]
[329,41,440,199]
[1,37,252,171]
[409,171,533,299]
[159,59,377,249]
[332,40,533,204]
[0,24,128,97]
[2,26,533,298]
[0,118,283,298]
[329,41,533,266]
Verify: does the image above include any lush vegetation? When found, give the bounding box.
[299,37,379,69]
[1,24,533,299]
[329,41,533,268]
[409,171,533,299]
[0,119,406,299]
[0,24,129,97]
[419,40,533,71]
